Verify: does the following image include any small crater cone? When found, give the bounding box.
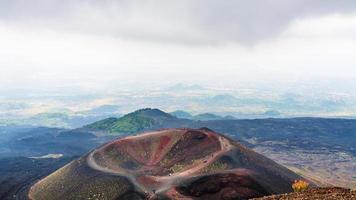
[29,128,303,200]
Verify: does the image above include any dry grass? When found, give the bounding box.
[292,180,309,192]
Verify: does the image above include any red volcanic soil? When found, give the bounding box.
[28,128,303,200]
[252,187,356,200]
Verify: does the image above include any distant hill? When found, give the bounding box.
[193,113,225,121]
[193,113,220,120]
[170,110,236,121]
[84,108,238,135]
[83,109,356,155]
[84,108,179,134]
[1,109,356,199]
[170,110,193,119]
[82,108,356,188]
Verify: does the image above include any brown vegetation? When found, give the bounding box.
[292,180,309,192]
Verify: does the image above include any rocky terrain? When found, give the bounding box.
[252,187,356,200]
[0,108,355,199]
[28,128,302,200]
[81,109,356,189]
[0,156,74,200]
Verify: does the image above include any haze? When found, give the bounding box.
[1,0,356,118]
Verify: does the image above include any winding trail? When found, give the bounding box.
[28,128,304,200]
[86,128,234,196]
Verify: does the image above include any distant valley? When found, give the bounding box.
[0,108,355,199]
[2,84,356,130]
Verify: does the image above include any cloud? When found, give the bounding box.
[1,1,356,95]
[0,0,356,45]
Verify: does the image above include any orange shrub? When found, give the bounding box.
[292,180,309,192]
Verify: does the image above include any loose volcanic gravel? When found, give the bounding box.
[251,187,356,200]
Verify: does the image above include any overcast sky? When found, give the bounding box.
[1,0,356,94]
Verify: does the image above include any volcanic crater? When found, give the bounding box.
[29,128,302,200]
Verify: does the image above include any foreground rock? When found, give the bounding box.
[252,187,356,200]
[29,128,302,200]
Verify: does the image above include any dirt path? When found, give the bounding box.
[86,130,234,195]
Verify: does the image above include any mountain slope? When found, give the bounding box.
[28,128,303,200]
[193,113,224,121]
[79,108,356,189]
[170,110,193,119]
[84,108,177,134]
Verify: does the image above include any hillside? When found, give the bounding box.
[0,156,75,200]
[193,113,223,121]
[252,187,356,200]
[170,110,193,119]
[170,110,236,121]
[28,128,302,200]
[0,111,355,199]
[84,108,178,134]
[82,108,356,189]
